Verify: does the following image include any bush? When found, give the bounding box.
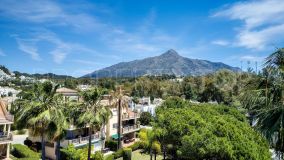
[140,112,153,125]
[93,151,103,160]
[23,139,33,147]
[11,144,40,159]
[129,141,141,151]
[113,148,123,159]
[123,148,132,160]
[16,129,27,135]
[104,154,114,160]
[105,139,118,151]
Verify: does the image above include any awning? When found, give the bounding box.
[112,134,123,140]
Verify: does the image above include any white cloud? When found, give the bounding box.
[213,0,284,50]
[0,49,6,56]
[15,30,97,63]
[15,38,41,61]
[211,40,229,46]
[0,0,104,32]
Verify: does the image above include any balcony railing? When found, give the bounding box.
[0,132,13,142]
[68,133,100,145]
[122,113,140,120]
[122,124,140,134]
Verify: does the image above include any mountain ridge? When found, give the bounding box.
[83,49,241,78]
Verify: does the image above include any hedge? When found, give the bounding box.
[113,148,123,159]
[105,139,118,151]
[104,154,114,160]
[123,148,132,160]
[11,144,40,159]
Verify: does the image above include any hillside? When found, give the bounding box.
[83,49,240,78]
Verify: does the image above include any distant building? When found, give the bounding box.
[0,99,14,159]
[130,97,163,116]
[56,87,79,101]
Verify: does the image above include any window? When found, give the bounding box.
[113,123,118,129]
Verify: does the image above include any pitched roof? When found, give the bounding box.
[56,87,78,93]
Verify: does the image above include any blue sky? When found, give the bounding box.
[0,0,283,77]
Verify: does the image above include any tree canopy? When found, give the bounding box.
[154,98,271,160]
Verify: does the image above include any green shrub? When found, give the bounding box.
[113,148,123,159]
[105,139,118,151]
[16,129,27,135]
[122,148,132,160]
[93,151,103,160]
[104,154,114,160]
[11,144,40,159]
[129,141,141,151]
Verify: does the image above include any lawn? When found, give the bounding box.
[116,150,163,160]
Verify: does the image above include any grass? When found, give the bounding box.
[116,150,163,160]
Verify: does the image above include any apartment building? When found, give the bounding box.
[101,95,141,147]
[28,87,102,160]
[0,99,13,160]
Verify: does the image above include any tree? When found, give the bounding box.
[241,48,284,158]
[154,98,271,159]
[16,81,62,160]
[78,88,106,160]
[109,86,129,149]
[99,105,112,152]
[139,112,153,126]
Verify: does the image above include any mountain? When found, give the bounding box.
[0,65,74,81]
[83,49,241,78]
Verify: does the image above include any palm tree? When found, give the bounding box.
[16,81,60,160]
[78,88,105,160]
[241,48,284,158]
[109,86,129,149]
[52,96,69,160]
[99,106,112,152]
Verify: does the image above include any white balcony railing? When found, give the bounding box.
[67,133,100,146]
[122,113,140,120]
[0,132,13,142]
[122,124,140,134]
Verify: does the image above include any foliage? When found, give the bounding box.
[151,141,161,154]
[128,141,142,151]
[93,151,104,160]
[11,144,40,159]
[122,148,132,160]
[113,148,124,159]
[61,145,103,160]
[139,112,153,125]
[105,139,118,151]
[240,48,284,157]
[104,154,114,160]
[23,139,33,147]
[154,98,271,160]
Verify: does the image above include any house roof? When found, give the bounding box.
[56,87,78,94]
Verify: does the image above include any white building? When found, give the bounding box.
[130,97,163,116]
[0,99,14,159]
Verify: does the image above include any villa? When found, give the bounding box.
[0,99,13,160]
[130,97,163,116]
[27,87,102,160]
[101,95,141,148]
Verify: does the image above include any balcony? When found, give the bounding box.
[122,124,140,134]
[0,132,13,144]
[62,133,101,148]
[122,113,140,120]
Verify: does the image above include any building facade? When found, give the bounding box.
[0,99,13,160]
